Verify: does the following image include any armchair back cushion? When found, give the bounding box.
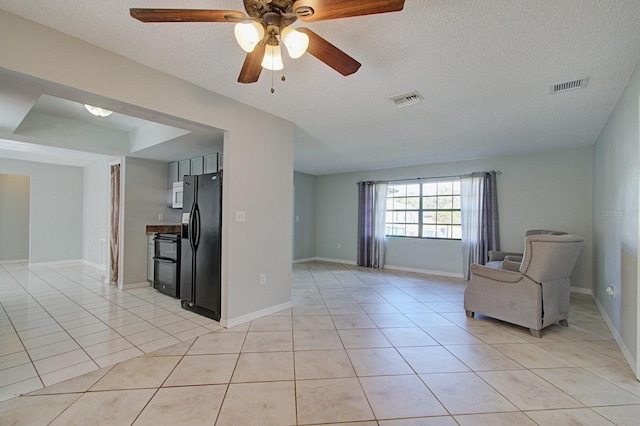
[519,234,583,282]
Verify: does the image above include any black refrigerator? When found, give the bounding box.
[180,172,222,321]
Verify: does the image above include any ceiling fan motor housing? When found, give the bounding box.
[244,0,298,24]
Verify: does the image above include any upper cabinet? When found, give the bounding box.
[167,152,223,207]
[191,156,204,176]
[178,159,191,181]
[204,153,218,174]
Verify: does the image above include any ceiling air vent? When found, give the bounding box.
[389,91,424,108]
[551,77,589,94]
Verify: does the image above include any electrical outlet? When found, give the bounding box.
[235,211,246,222]
[158,213,163,222]
[337,243,341,249]
[259,274,266,285]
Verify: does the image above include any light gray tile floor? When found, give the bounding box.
[0,261,220,400]
[1,260,638,425]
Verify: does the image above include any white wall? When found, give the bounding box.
[0,173,30,261]
[593,59,640,370]
[0,158,83,263]
[315,146,594,289]
[0,10,294,325]
[82,158,109,268]
[293,172,317,260]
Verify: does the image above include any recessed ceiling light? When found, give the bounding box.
[84,104,113,117]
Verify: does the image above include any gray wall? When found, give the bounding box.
[0,158,83,263]
[593,59,640,366]
[121,157,169,286]
[0,173,30,261]
[315,146,594,289]
[293,172,317,260]
[82,159,109,268]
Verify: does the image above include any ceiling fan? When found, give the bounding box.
[130,0,405,89]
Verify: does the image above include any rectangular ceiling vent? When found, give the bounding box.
[390,91,424,108]
[551,77,589,94]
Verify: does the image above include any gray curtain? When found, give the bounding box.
[460,171,500,279]
[357,181,388,268]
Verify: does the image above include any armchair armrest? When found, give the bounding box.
[504,255,523,263]
[488,250,523,262]
[501,260,521,272]
[470,264,524,283]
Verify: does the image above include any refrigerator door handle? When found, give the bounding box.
[188,202,197,252]
[193,203,201,250]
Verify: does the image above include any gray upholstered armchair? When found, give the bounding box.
[486,230,568,269]
[464,234,584,337]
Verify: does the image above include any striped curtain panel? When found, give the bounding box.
[357,181,389,268]
[460,171,500,279]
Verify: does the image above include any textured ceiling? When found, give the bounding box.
[1,0,640,175]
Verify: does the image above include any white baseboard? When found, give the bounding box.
[570,286,593,295]
[592,295,637,376]
[313,257,358,266]
[0,259,28,265]
[28,259,83,266]
[221,301,293,329]
[121,281,151,290]
[384,264,464,279]
[293,257,463,278]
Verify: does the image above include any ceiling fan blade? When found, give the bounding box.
[238,44,266,84]
[130,9,246,23]
[298,28,361,76]
[293,0,404,22]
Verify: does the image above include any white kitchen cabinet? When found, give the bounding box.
[147,235,155,282]
[191,156,204,175]
[178,159,191,181]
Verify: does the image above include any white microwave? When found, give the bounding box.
[172,181,183,209]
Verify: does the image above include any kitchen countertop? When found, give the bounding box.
[146,224,181,234]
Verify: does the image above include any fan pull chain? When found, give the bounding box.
[271,69,275,94]
[270,70,285,93]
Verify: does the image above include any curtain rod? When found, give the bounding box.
[358,171,501,185]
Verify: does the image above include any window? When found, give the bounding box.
[385,180,461,239]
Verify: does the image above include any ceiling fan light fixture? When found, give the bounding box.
[261,44,284,71]
[281,26,309,59]
[234,21,265,53]
[84,104,113,117]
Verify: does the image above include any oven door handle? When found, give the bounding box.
[154,257,177,264]
[154,235,179,242]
